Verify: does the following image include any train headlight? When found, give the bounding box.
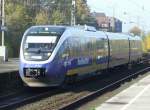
[47,53,51,57]
[24,52,28,56]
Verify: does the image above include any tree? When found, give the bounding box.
[129,26,142,36]
[143,32,150,53]
[76,0,90,24]
[35,11,49,25]
[5,3,30,57]
[50,10,65,25]
[3,0,96,57]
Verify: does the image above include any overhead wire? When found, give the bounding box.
[124,0,150,31]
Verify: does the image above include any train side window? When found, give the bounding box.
[86,38,93,56]
[57,39,70,59]
[96,38,108,56]
[80,37,86,56]
[71,37,77,57]
[67,37,80,58]
[84,38,89,56]
[96,38,105,49]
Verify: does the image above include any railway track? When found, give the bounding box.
[0,87,64,110]
[59,66,150,110]
[0,64,149,110]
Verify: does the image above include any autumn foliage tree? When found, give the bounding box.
[35,11,49,25]
[143,32,150,53]
[50,10,65,25]
[5,3,30,57]
[3,0,97,57]
[129,26,142,36]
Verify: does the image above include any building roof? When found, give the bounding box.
[92,12,106,17]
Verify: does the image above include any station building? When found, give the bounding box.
[92,12,122,32]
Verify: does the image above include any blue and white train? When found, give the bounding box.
[19,25,143,87]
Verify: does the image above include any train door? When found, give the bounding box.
[96,38,109,70]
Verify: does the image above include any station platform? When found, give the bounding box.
[96,73,150,110]
[0,58,19,74]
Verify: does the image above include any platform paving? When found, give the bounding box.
[95,72,150,110]
[0,58,19,74]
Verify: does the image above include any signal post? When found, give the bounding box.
[0,0,8,62]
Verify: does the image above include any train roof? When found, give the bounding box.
[31,25,66,28]
[30,25,96,32]
[105,32,130,40]
[28,25,142,40]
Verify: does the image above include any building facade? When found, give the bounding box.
[92,12,122,32]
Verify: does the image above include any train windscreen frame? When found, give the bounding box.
[23,26,66,61]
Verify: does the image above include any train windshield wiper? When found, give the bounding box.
[27,47,53,53]
[27,48,41,53]
[40,42,55,52]
[40,49,53,53]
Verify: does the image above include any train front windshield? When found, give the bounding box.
[23,26,65,61]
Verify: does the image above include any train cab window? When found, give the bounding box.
[23,26,66,61]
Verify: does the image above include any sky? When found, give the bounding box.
[87,0,150,32]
